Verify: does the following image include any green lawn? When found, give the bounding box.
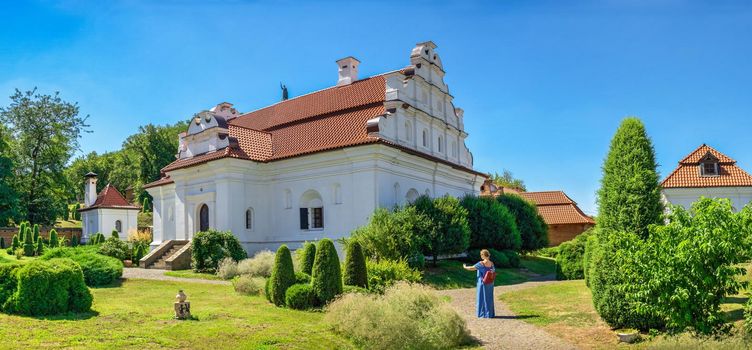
[422,256,556,290]
[0,249,35,265]
[500,279,751,349]
[0,279,353,349]
[54,219,82,228]
[164,270,225,281]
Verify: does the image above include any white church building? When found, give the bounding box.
[79,172,141,241]
[143,41,487,254]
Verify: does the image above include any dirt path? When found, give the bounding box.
[122,268,230,285]
[436,275,578,350]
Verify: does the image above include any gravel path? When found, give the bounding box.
[436,276,578,350]
[122,268,231,285]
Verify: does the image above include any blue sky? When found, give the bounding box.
[1,0,751,214]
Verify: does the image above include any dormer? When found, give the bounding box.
[699,151,719,176]
[179,103,239,159]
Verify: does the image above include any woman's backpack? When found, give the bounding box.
[482,266,496,285]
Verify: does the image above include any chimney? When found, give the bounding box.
[336,56,360,86]
[84,172,98,207]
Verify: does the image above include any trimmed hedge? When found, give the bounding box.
[343,241,368,288]
[311,239,342,305]
[41,247,123,287]
[269,245,295,306]
[1,258,92,316]
[285,283,315,310]
[191,230,247,273]
[299,242,316,275]
[49,229,59,248]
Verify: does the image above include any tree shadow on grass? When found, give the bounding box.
[28,310,100,321]
[495,314,540,320]
[90,279,124,289]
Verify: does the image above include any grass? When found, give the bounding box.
[54,219,82,228]
[0,249,36,265]
[0,279,353,349]
[500,278,752,349]
[165,270,225,281]
[422,256,556,290]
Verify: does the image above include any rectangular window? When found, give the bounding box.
[299,208,309,230]
[312,207,324,229]
[702,163,717,175]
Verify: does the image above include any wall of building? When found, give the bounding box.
[662,187,752,212]
[82,208,139,242]
[547,223,594,246]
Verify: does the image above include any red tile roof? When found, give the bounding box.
[143,176,174,189]
[148,70,484,187]
[79,184,140,212]
[519,191,595,225]
[662,144,752,188]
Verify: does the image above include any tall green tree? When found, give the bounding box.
[496,194,548,251]
[490,169,526,191]
[597,117,663,239]
[0,126,19,225]
[412,195,470,266]
[460,195,521,251]
[0,89,89,225]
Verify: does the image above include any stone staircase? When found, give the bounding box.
[140,240,191,270]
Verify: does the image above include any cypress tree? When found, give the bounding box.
[343,241,368,288]
[597,117,663,239]
[23,227,34,256]
[11,234,19,250]
[35,237,44,256]
[311,239,343,305]
[32,224,39,242]
[299,242,316,275]
[269,245,295,306]
[142,197,149,213]
[49,229,59,247]
[0,237,4,249]
[18,223,25,242]
[71,235,79,247]
[112,230,119,239]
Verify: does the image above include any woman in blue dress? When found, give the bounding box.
[463,249,495,318]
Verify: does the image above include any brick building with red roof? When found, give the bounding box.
[143,42,486,256]
[661,144,752,211]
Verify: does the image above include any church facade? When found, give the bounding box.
[144,42,486,254]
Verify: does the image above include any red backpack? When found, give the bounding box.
[482,266,496,285]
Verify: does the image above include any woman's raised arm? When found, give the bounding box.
[462,263,477,271]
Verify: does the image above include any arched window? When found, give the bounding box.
[245,208,254,230]
[300,190,324,230]
[422,129,428,147]
[438,136,443,153]
[199,204,209,232]
[405,121,413,142]
[115,220,122,233]
[406,188,419,203]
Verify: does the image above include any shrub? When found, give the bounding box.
[131,244,145,267]
[412,195,470,266]
[14,248,23,260]
[191,230,247,273]
[460,195,521,251]
[343,241,368,288]
[325,282,470,350]
[311,239,343,305]
[216,257,239,279]
[264,277,272,302]
[285,283,315,310]
[297,242,316,275]
[32,224,39,243]
[269,245,295,306]
[1,258,92,316]
[237,250,275,277]
[555,230,592,280]
[111,230,119,239]
[745,298,752,337]
[232,275,265,296]
[366,258,422,294]
[48,229,59,247]
[71,235,79,247]
[295,271,311,285]
[502,249,520,268]
[22,228,34,257]
[350,206,430,265]
[35,238,44,256]
[11,235,19,251]
[342,285,368,295]
[98,236,130,261]
[89,232,105,245]
[41,247,123,287]
[597,117,663,238]
[496,194,548,252]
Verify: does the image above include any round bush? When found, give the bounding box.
[299,242,316,275]
[343,241,368,288]
[232,275,265,296]
[285,283,315,310]
[496,194,549,251]
[41,247,123,287]
[311,239,342,305]
[98,237,130,261]
[191,230,247,273]
[269,245,295,306]
[1,258,92,316]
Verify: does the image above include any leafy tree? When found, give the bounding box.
[490,169,526,191]
[311,239,343,305]
[496,194,548,251]
[269,245,295,306]
[343,241,368,288]
[0,127,18,225]
[412,195,470,266]
[0,89,89,225]
[350,206,430,264]
[49,229,59,248]
[299,242,316,275]
[460,195,521,251]
[597,117,663,239]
